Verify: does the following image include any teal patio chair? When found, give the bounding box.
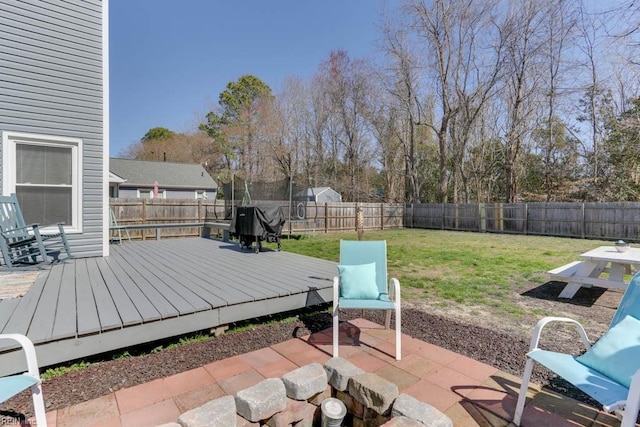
[0,193,72,267]
[514,272,640,427]
[0,334,47,427]
[333,240,401,360]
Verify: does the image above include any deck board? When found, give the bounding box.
[0,297,18,332]
[179,240,314,296]
[92,257,142,327]
[28,264,64,342]
[51,263,79,340]
[107,253,180,319]
[125,243,235,306]
[86,259,123,331]
[114,246,204,315]
[102,255,162,322]
[75,259,102,336]
[117,243,223,310]
[0,237,336,376]
[138,241,272,301]
[2,270,48,337]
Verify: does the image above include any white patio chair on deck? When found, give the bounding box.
[514,271,640,427]
[0,334,47,427]
[333,240,401,360]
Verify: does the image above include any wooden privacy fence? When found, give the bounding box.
[406,202,640,242]
[109,199,404,240]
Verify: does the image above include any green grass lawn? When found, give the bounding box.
[281,229,611,316]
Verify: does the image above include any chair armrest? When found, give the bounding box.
[0,224,39,239]
[389,278,400,303]
[528,316,591,352]
[0,334,41,379]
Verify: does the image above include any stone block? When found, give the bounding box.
[308,385,332,405]
[236,415,260,427]
[235,378,287,422]
[392,394,453,427]
[324,357,365,391]
[178,395,236,427]
[382,416,424,426]
[364,406,390,425]
[337,390,364,418]
[282,362,328,400]
[293,405,320,427]
[349,373,399,416]
[265,397,316,427]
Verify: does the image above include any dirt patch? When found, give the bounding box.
[0,280,619,421]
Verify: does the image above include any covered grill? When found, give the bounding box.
[229,206,285,253]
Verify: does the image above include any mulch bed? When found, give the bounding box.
[0,305,599,422]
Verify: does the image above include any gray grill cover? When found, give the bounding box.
[229,206,285,239]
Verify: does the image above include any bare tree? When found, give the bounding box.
[315,50,375,201]
[539,0,577,200]
[498,0,547,203]
[378,13,428,202]
[406,0,461,202]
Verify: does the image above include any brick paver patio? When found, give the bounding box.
[37,318,623,427]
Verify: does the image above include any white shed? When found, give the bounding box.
[296,187,342,203]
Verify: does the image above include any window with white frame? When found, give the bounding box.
[2,132,82,232]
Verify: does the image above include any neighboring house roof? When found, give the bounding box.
[109,171,126,184]
[109,158,218,189]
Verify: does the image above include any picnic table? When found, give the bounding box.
[549,245,640,299]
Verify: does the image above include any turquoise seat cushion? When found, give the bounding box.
[576,315,640,388]
[529,349,629,409]
[0,374,39,403]
[339,293,395,309]
[337,263,379,299]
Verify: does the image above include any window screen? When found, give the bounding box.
[15,144,73,225]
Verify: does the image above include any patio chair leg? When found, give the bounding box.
[333,305,339,358]
[31,382,47,427]
[514,358,535,426]
[395,304,401,360]
[621,370,640,427]
[333,277,340,358]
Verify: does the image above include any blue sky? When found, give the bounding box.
[109,0,388,156]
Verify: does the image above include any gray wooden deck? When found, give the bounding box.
[0,238,336,376]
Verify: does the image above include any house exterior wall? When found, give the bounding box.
[0,0,105,257]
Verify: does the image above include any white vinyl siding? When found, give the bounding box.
[0,0,104,256]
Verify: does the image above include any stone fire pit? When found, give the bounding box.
[158,357,452,426]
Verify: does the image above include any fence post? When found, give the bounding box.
[142,199,147,240]
[454,204,459,230]
[411,203,415,228]
[479,203,486,232]
[581,203,586,239]
[380,203,384,230]
[324,203,329,233]
[524,203,528,235]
